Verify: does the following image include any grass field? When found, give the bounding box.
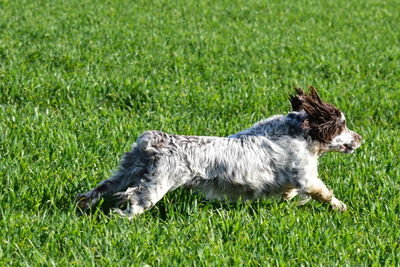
[1,0,399,265]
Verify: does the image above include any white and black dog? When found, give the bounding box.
[77,87,362,218]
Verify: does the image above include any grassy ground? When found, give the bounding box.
[1,0,399,265]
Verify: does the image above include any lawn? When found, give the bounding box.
[0,0,399,265]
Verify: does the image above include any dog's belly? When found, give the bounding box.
[186,173,288,201]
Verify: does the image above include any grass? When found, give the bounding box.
[1,0,399,265]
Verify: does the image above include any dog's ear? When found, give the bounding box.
[304,118,344,143]
[289,88,305,111]
[298,87,345,143]
[309,86,323,104]
[301,88,341,123]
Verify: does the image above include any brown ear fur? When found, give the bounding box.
[289,87,345,143]
[289,88,305,111]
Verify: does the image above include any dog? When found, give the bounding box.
[76,87,362,218]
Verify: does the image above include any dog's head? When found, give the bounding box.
[290,87,362,154]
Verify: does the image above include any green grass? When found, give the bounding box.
[1,0,399,265]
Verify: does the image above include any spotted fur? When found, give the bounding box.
[77,88,362,218]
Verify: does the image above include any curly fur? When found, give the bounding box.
[77,87,362,218]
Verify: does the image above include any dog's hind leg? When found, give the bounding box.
[76,146,146,210]
[113,157,185,219]
[282,189,312,206]
[114,175,173,219]
[283,188,298,201]
[76,171,134,211]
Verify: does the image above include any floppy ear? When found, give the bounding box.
[304,118,343,143]
[295,87,345,143]
[309,86,323,104]
[289,88,305,111]
[301,88,341,123]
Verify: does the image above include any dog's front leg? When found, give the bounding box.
[302,178,347,211]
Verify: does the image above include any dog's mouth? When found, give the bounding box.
[341,144,355,154]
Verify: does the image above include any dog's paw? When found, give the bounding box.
[283,188,298,201]
[111,205,145,220]
[330,197,347,211]
[297,194,311,206]
[75,193,91,210]
[111,208,135,220]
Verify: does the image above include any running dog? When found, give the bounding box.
[77,87,362,218]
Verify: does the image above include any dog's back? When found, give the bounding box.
[132,115,314,201]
